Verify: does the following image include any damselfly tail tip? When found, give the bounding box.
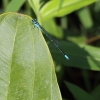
[65,55,69,60]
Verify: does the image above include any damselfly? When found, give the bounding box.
[32,19,69,60]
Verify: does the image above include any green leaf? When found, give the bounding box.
[77,8,93,29]
[91,84,100,100]
[58,0,65,10]
[40,0,97,21]
[5,0,26,12]
[0,12,62,100]
[65,82,95,100]
[28,0,41,16]
[49,41,100,71]
[2,0,9,11]
[42,18,63,38]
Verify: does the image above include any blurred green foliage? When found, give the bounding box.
[1,0,100,100]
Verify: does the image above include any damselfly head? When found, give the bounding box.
[32,19,37,24]
[32,19,40,28]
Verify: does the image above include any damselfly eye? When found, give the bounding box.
[32,19,37,24]
[32,20,34,22]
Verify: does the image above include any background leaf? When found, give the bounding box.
[49,41,100,70]
[65,82,95,100]
[28,0,40,16]
[40,0,97,21]
[90,84,100,100]
[5,0,26,12]
[77,7,93,29]
[42,18,63,38]
[0,12,62,100]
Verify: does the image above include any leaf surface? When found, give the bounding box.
[0,12,62,100]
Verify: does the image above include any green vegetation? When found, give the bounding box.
[0,0,100,100]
